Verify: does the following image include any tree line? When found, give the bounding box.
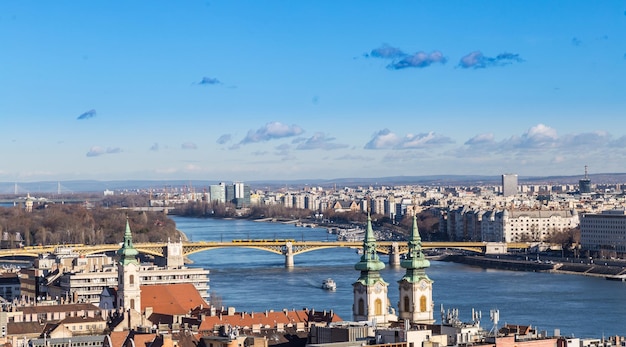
[0,204,178,248]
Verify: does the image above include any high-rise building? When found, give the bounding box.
[579,165,592,194]
[232,182,250,208]
[501,174,518,197]
[209,183,226,203]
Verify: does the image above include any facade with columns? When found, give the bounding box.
[353,214,433,326]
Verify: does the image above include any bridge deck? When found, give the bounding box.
[0,241,529,258]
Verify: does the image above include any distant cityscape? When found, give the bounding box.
[0,170,626,346]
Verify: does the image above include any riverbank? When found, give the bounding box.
[442,255,626,280]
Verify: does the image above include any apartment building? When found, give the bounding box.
[580,209,626,258]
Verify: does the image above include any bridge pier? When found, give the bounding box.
[284,242,294,268]
[389,242,400,267]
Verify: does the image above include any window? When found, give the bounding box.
[358,299,364,316]
[375,298,382,315]
[129,275,135,286]
[420,295,427,312]
[403,296,410,312]
[130,299,135,310]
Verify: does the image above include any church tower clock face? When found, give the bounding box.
[374,282,383,293]
[419,280,428,291]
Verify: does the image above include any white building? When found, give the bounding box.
[580,209,626,257]
[481,209,579,242]
[502,174,518,197]
[40,236,209,305]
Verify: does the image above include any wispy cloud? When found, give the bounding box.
[181,142,198,150]
[464,133,496,146]
[77,109,96,120]
[274,143,296,160]
[458,51,524,69]
[216,134,232,145]
[86,146,122,157]
[387,51,446,70]
[460,124,615,159]
[401,132,453,148]
[198,77,222,85]
[240,122,304,144]
[335,154,373,161]
[381,151,431,163]
[571,37,582,46]
[366,44,446,70]
[295,133,349,150]
[365,129,453,149]
[364,129,400,149]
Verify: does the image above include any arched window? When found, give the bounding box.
[420,295,427,312]
[403,296,410,312]
[358,299,364,315]
[375,298,382,315]
[129,274,135,286]
[130,299,135,310]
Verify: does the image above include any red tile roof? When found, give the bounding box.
[141,283,207,315]
[107,331,129,347]
[131,333,158,347]
[196,309,342,331]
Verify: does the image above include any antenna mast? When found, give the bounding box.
[489,309,499,337]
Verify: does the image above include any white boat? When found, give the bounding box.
[322,278,337,291]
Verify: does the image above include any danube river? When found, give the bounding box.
[172,216,626,338]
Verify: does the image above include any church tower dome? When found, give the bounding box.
[397,214,434,324]
[117,218,141,315]
[353,213,391,324]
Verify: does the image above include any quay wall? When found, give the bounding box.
[441,255,626,279]
[442,255,555,272]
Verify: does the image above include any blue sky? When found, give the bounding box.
[1,1,626,182]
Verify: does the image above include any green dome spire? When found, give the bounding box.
[354,213,386,285]
[400,214,430,283]
[117,218,139,265]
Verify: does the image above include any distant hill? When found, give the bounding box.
[1,173,626,194]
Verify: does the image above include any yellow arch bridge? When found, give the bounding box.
[1,240,529,268]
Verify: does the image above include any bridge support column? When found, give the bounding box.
[284,242,294,268]
[389,242,400,267]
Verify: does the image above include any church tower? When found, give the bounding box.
[116,219,141,313]
[398,214,434,324]
[353,214,391,324]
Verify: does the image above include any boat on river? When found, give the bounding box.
[322,278,337,291]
